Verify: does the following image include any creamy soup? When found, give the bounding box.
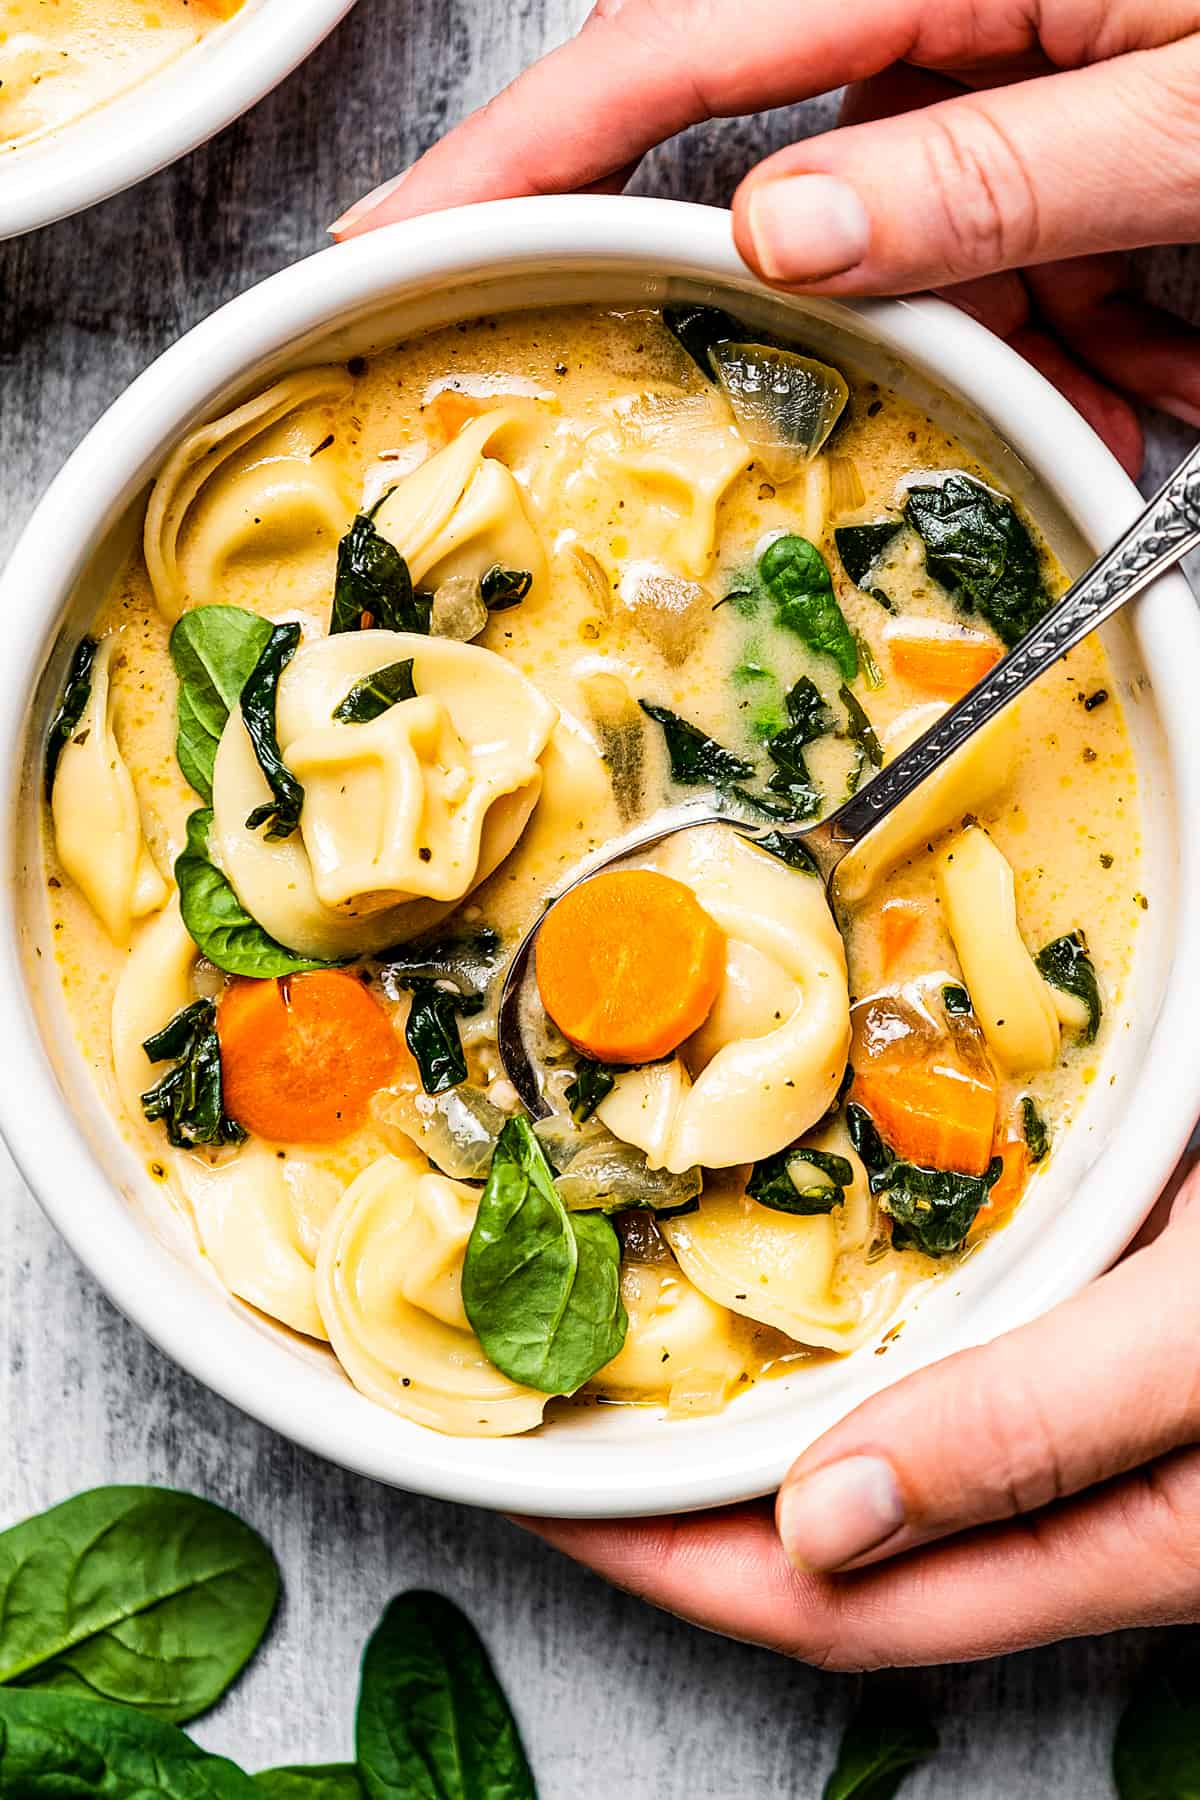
[0,0,243,151]
[39,303,1141,1437]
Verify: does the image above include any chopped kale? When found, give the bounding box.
[904,472,1050,647]
[1035,929,1102,1043]
[140,999,245,1151]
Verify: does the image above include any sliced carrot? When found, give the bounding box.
[852,1061,998,1177]
[889,631,1002,699]
[218,971,399,1144]
[878,899,921,973]
[970,1137,1029,1237]
[428,390,491,440]
[535,869,726,1065]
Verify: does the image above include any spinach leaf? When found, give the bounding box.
[764,675,833,820]
[141,1000,245,1152]
[0,1486,277,1723]
[752,830,819,875]
[839,685,883,794]
[639,701,755,788]
[480,566,533,611]
[333,660,416,724]
[565,1060,616,1125]
[241,624,305,841]
[1021,1095,1051,1164]
[941,984,972,1016]
[401,982,484,1096]
[331,516,430,637]
[463,1116,626,1394]
[1035,929,1102,1043]
[256,1771,364,1799]
[661,302,744,375]
[904,473,1049,647]
[44,636,98,800]
[834,522,901,596]
[1113,1632,1200,1800]
[759,535,857,680]
[170,608,275,802]
[747,1146,852,1215]
[356,1592,535,1800]
[854,632,885,690]
[0,1689,258,1797]
[882,1158,1002,1258]
[846,1101,891,1182]
[378,928,503,999]
[176,810,332,979]
[823,1682,939,1800]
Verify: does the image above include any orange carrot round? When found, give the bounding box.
[218,971,399,1144]
[852,1062,998,1177]
[889,631,1002,699]
[535,869,726,1065]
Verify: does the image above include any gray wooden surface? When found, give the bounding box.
[1,2,1197,1792]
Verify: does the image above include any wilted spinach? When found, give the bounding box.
[1021,1095,1051,1164]
[839,684,883,794]
[1113,1632,1200,1800]
[846,1101,891,1181]
[565,1060,617,1125]
[333,660,416,724]
[1035,929,1102,1043]
[169,607,275,801]
[44,635,98,799]
[834,522,901,610]
[639,700,755,787]
[823,1681,939,1800]
[241,623,305,841]
[747,1146,852,1215]
[141,1000,245,1151]
[764,675,834,820]
[378,927,503,999]
[331,515,430,636]
[882,1159,1001,1257]
[904,473,1049,647]
[759,534,858,680]
[662,301,744,374]
[941,984,972,1016]
[463,1116,626,1394]
[480,566,533,611]
[752,830,820,875]
[176,809,332,978]
[401,982,484,1096]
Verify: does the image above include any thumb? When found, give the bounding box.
[733,39,1200,294]
[775,1166,1200,1574]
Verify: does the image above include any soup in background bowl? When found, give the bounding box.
[4,198,1199,1514]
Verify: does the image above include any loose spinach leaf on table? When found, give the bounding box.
[661,301,745,374]
[1035,929,1103,1043]
[241,624,305,841]
[141,1000,245,1151]
[823,1683,939,1800]
[377,928,503,999]
[904,472,1050,647]
[747,1146,852,1216]
[839,684,883,795]
[759,534,858,681]
[255,1769,364,1799]
[0,1487,277,1724]
[1113,1632,1200,1800]
[333,660,416,724]
[881,1158,1002,1258]
[331,516,430,637]
[0,1688,258,1798]
[1021,1095,1051,1164]
[565,1060,617,1125]
[480,566,533,611]
[356,1592,536,1800]
[463,1116,627,1395]
[638,701,755,788]
[170,608,275,802]
[834,522,902,604]
[44,635,98,799]
[400,981,484,1096]
[176,809,333,978]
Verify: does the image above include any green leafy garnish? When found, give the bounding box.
[332,659,416,724]
[463,1115,627,1395]
[480,565,533,611]
[1021,1095,1051,1164]
[0,1486,278,1723]
[565,1060,617,1125]
[1113,1633,1200,1800]
[747,1145,853,1215]
[377,927,503,997]
[169,606,274,801]
[0,1688,261,1797]
[662,301,744,374]
[881,1158,1002,1257]
[904,473,1050,647]
[356,1592,536,1800]
[400,981,484,1096]
[839,684,883,794]
[241,623,305,840]
[764,675,834,820]
[759,534,858,680]
[331,514,430,636]
[44,635,98,800]
[752,831,820,875]
[141,1000,245,1152]
[639,700,755,787]
[823,1681,939,1800]
[846,1100,891,1180]
[942,984,972,1016]
[176,809,332,978]
[834,522,901,596]
[1035,929,1102,1043]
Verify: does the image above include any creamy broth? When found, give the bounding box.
[0,0,243,151]
[40,304,1141,1437]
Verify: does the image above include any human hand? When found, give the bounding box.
[331,0,1200,478]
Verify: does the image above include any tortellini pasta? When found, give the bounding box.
[596,826,851,1172]
[590,1262,746,1409]
[211,630,559,958]
[51,636,168,946]
[316,1151,549,1436]
[144,370,355,624]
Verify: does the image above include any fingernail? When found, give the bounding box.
[747,176,871,284]
[328,170,410,238]
[777,1456,904,1572]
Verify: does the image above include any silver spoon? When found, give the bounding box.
[498,441,1200,1118]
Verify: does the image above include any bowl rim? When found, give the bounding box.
[3,194,1200,1516]
[0,0,358,241]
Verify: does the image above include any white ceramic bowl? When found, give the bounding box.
[3,197,1199,1516]
[0,0,357,240]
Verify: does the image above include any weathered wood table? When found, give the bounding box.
[1,3,1196,1792]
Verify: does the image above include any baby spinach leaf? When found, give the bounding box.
[823,1682,939,1800]
[256,1770,364,1799]
[839,685,883,795]
[904,473,1049,647]
[1113,1632,1200,1800]
[356,1592,536,1800]
[763,675,832,820]
[176,810,333,979]
[639,701,755,788]
[759,535,858,681]
[565,1060,616,1125]
[480,566,533,611]
[463,1116,626,1395]
[170,608,275,802]
[751,830,820,875]
[941,984,972,1016]
[0,1486,278,1723]
[1035,929,1102,1043]
[44,635,98,800]
[377,928,503,999]
[0,1688,258,1797]
[333,660,416,724]
[242,624,305,841]
[400,981,484,1096]
[747,1146,852,1215]
[1021,1095,1051,1164]
[141,1000,245,1152]
[661,301,745,375]
[881,1158,1002,1258]
[332,516,430,637]
[834,522,901,596]
[846,1101,891,1182]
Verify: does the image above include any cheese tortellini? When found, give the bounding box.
[591,1262,746,1410]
